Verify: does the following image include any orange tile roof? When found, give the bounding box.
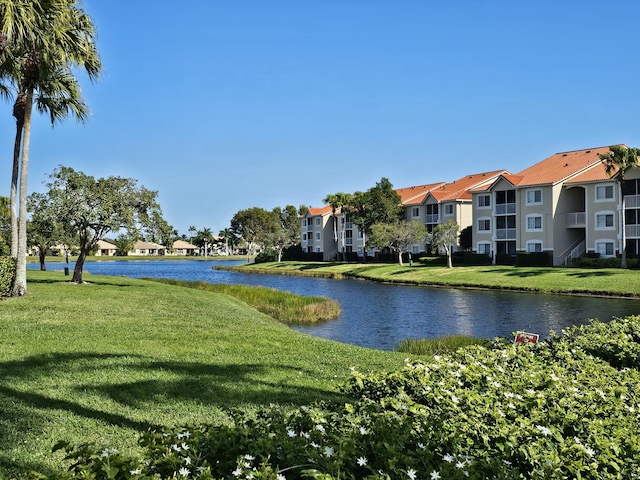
[512,146,614,186]
[428,169,510,202]
[396,182,446,205]
[306,205,334,216]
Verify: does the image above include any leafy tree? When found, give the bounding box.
[369,220,428,266]
[4,0,101,296]
[349,178,402,261]
[26,191,63,270]
[144,210,175,250]
[323,192,353,260]
[230,207,274,258]
[600,145,640,268]
[459,225,472,251]
[39,166,162,283]
[428,220,459,268]
[113,232,138,256]
[264,205,302,262]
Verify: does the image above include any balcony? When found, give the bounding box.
[345,238,353,245]
[566,212,586,228]
[495,228,517,240]
[625,194,640,208]
[626,224,640,238]
[495,204,516,215]
[425,214,439,224]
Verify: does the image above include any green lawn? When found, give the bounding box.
[0,271,405,478]
[223,261,640,297]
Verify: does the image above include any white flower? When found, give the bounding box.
[418,442,426,450]
[301,431,310,439]
[181,442,189,451]
[456,461,466,469]
[244,462,251,468]
[359,426,369,435]
[585,447,596,457]
[443,453,454,463]
[277,474,286,480]
[184,456,192,465]
[535,425,552,436]
[130,469,141,475]
[244,454,255,461]
[407,468,417,480]
[287,429,296,438]
[232,467,243,477]
[324,446,334,457]
[178,467,190,476]
[357,456,368,466]
[430,470,441,480]
[315,424,326,433]
[310,442,320,448]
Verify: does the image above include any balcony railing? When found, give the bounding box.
[625,194,640,208]
[345,238,353,245]
[626,224,640,238]
[495,228,517,240]
[566,212,586,227]
[425,214,439,223]
[307,224,313,231]
[495,204,516,215]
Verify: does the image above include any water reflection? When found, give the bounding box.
[29,260,640,351]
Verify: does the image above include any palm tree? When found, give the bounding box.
[600,145,640,269]
[323,192,352,261]
[196,227,213,256]
[6,0,101,296]
[218,228,236,256]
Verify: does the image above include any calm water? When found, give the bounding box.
[31,260,640,350]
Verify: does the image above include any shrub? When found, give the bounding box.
[515,251,553,267]
[45,317,640,479]
[395,335,489,356]
[0,256,16,297]
[254,249,279,264]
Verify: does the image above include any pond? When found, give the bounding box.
[31,259,640,351]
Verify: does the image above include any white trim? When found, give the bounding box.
[595,211,615,230]
[595,184,615,202]
[477,216,491,233]
[477,194,491,209]
[477,242,491,255]
[525,214,543,232]
[526,240,543,253]
[595,240,615,257]
[526,188,543,205]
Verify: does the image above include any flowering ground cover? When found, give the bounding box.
[48,316,640,479]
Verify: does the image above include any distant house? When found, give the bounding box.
[94,239,117,256]
[171,240,198,256]
[129,240,166,256]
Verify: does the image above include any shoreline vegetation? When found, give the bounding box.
[215,261,640,299]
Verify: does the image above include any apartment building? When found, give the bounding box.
[471,146,626,265]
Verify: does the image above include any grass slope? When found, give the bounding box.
[0,271,405,478]
[222,261,640,297]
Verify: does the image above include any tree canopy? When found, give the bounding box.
[428,220,459,268]
[368,220,428,266]
[34,166,163,283]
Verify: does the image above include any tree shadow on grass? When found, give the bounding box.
[566,270,617,278]
[0,351,347,437]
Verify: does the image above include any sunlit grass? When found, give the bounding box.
[149,279,341,324]
[224,262,640,298]
[0,271,404,478]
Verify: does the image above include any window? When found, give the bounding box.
[478,195,491,208]
[596,212,615,229]
[526,215,543,231]
[444,204,454,216]
[411,245,420,254]
[358,230,363,238]
[411,207,420,218]
[302,233,307,241]
[477,243,491,255]
[315,218,321,226]
[596,241,615,257]
[315,232,321,241]
[315,247,321,253]
[526,241,543,253]
[302,219,307,227]
[596,185,614,201]
[478,218,491,232]
[526,189,542,205]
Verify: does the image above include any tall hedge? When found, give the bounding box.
[0,256,16,297]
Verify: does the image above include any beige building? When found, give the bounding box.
[94,239,117,256]
[471,146,626,265]
[129,240,165,256]
[170,240,198,256]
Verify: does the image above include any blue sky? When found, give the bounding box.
[3,0,640,236]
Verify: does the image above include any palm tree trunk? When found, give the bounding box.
[12,90,33,296]
[621,188,627,269]
[10,95,26,258]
